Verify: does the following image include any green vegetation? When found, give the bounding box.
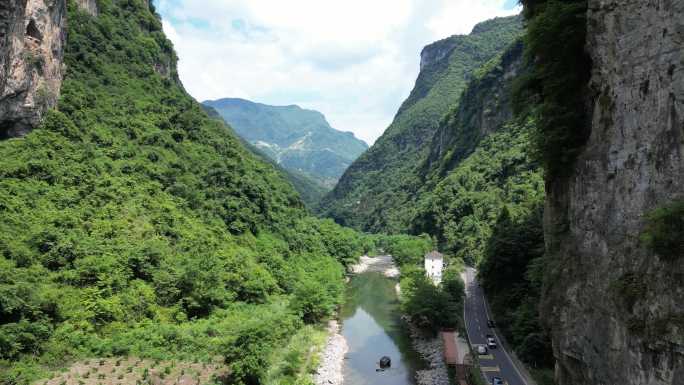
[529,368,555,385]
[279,168,330,209]
[262,325,328,385]
[399,263,464,332]
[610,273,646,312]
[372,235,465,333]
[514,0,591,176]
[0,1,367,384]
[204,98,368,195]
[478,205,554,369]
[373,234,433,266]
[318,16,523,233]
[641,198,684,260]
[413,120,544,264]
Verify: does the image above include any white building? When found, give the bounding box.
[424,251,444,285]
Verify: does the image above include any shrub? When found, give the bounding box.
[514,0,591,176]
[641,199,684,260]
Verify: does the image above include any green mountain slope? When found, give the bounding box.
[317,16,523,232]
[410,41,544,264]
[202,104,328,207]
[203,98,368,190]
[0,1,366,383]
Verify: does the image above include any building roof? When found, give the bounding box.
[425,250,443,260]
[441,331,459,365]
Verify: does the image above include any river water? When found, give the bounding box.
[340,272,425,385]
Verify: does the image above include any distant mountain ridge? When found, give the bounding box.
[318,15,524,232]
[203,98,368,192]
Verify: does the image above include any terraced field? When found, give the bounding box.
[35,357,228,385]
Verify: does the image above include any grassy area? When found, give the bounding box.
[32,357,227,385]
[263,325,329,385]
[26,324,332,385]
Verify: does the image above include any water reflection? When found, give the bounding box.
[341,272,424,385]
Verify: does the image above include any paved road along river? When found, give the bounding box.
[464,267,528,385]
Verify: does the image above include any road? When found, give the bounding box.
[463,267,528,385]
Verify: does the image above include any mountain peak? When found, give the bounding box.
[203,97,368,200]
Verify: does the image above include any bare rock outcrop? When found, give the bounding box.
[0,0,66,139]
[75,0,98,16]
[542,1,684,384]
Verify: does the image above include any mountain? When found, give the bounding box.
[317,16,524,233]
[0,1,366,383]
[202,104,329,207]
[522,1,684,384]
[317,14,552,379]
[203,98,368,191]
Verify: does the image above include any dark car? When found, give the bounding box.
[487,319,495,327]
[491,376,504,385]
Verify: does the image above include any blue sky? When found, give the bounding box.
[156,1,521,144]
[505,0,520,10]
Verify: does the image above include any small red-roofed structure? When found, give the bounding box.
[441,330,471,383]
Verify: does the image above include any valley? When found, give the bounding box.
[0,1,681,385]
[203,98,368,206]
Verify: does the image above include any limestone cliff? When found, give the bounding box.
[425,40,524,175]
[0,0,66,139]
[542,1,684,384]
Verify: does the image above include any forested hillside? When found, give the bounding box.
[318,16,523,233]
[201,104,329,208]
[412,42,544,264]
[0,1,367,383]
[204,98,368,196]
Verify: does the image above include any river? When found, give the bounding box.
[339,272,425,385]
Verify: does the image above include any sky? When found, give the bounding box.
[155,0,521,145]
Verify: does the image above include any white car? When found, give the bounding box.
[477,345,488,355]
[487,337,497,349]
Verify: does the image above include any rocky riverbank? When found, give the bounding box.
[349,255,399,278]
[313,320,348,385]
[315,255,448,385]
[403,317,450,385]
[353,255,449,385]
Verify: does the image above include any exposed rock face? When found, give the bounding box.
[426,41,524,172]
[542,1,684,384]
[420,38,458,71]
[75,0,98,16]
[0,0,66,139]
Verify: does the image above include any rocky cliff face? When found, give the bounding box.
[0,0,66,139]
[426,41,524,174]
[542,1,684,384]
[419,37,458,71]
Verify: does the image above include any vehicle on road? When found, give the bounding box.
[477,345,488,355]
[487,319,495,327]
[491,376,504,385]
[487,336,497,349]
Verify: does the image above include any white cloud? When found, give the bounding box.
[156,0,520,145]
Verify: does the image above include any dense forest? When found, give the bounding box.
[0,1,369,384]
